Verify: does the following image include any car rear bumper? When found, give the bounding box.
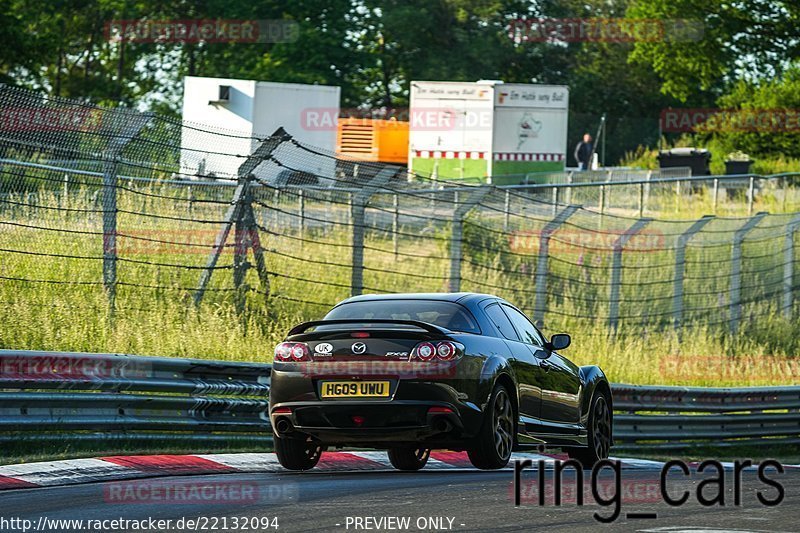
[270,399,483,447]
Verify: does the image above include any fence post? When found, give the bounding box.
[298,189,305,242]
[392,192,399,259]
[782,214,800,318]
[712,178,719,214]
[608,218,652,331]
[533,205,578,326]
[194,132,288,306]
[101,113,152,316]
[350,169,397,296]
[551,187,559,216]
[449,187,491,292]
[503,189,510,231]
[638,182,645,217]
[672,215,714,328]
[747,176,755,215]
[565,171,573,205]
[730,212,767,333]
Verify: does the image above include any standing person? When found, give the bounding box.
[574,133,593,171]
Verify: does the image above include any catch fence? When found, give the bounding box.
[1,86,800,337]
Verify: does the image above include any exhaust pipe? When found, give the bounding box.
[275,417,294,435]
[433,417,453,433]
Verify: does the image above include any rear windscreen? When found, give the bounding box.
[323,300,481,334]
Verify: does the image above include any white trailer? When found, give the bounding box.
[408,80,569,184]
[180,76,340,185]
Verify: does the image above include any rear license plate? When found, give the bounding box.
[320,381,390,398]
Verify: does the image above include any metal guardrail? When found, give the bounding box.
[0,350,797,451]
[612,384,800,450]
[0,349,272,443]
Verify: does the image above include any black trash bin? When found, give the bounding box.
[657,147,711,176]
[725,159,753,175]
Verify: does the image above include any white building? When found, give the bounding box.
[180,76,341,185]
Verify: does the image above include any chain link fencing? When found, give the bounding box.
[1,85,799,343]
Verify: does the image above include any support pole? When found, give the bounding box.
[533,205,579,326]
[351,169,397,296]
[781,214,800,318]
[449,187,491,292]
[608,218,652,331]
[298,189,305,242]
[565,171,573,205]
[503,189,510,231]
[194,132,287,306]
[392,193,399,259]
[747,176,755,215]
[712,178,719,214]
[730,212,767,333]
[101,113,152,317]
[672,215,714,328]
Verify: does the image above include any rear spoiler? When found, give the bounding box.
[287,319,451,337]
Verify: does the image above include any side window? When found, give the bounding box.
[502,305,545,346]
[484,303,519,341]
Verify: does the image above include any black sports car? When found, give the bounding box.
[269,293,612,471]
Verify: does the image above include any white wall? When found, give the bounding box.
[180,76,341,184]
[251,82,340,182]
[180,76,256,179]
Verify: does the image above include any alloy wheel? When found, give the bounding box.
[493,388,514,461]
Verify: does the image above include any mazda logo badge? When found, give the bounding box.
[351,342,367,354]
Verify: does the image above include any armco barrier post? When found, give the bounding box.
[608,218,652,331]
[782,213,800,318]
[350,168,397,296]
[533,206,578,326]
[672,215,714,328]
[101,113,152,317]
[730,212,767,332]
[449,187,491,292]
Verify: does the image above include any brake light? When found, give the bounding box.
[436,342,457,361]
[414,342,436,361]
[272,407,292,415]
[351,332,370,338]
[274,342,311,362]
[428,406,454,414]
[412,341,461,361]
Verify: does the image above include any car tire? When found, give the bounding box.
[387,447,430,471]
[568,389,612,468]
[467,383,515,470]
[274,434,324,471]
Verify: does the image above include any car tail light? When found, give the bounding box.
[274,342,311,362]
[436,342,457,361]
[413,342,436,361]
[412,341,462,361]
[428,406,454,414]
[272,407,292,415]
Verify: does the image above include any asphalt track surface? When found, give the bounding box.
[0,462,797,533]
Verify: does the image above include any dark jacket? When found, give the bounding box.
[574,141,593,168]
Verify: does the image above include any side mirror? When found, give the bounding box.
[549,333,571,351]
